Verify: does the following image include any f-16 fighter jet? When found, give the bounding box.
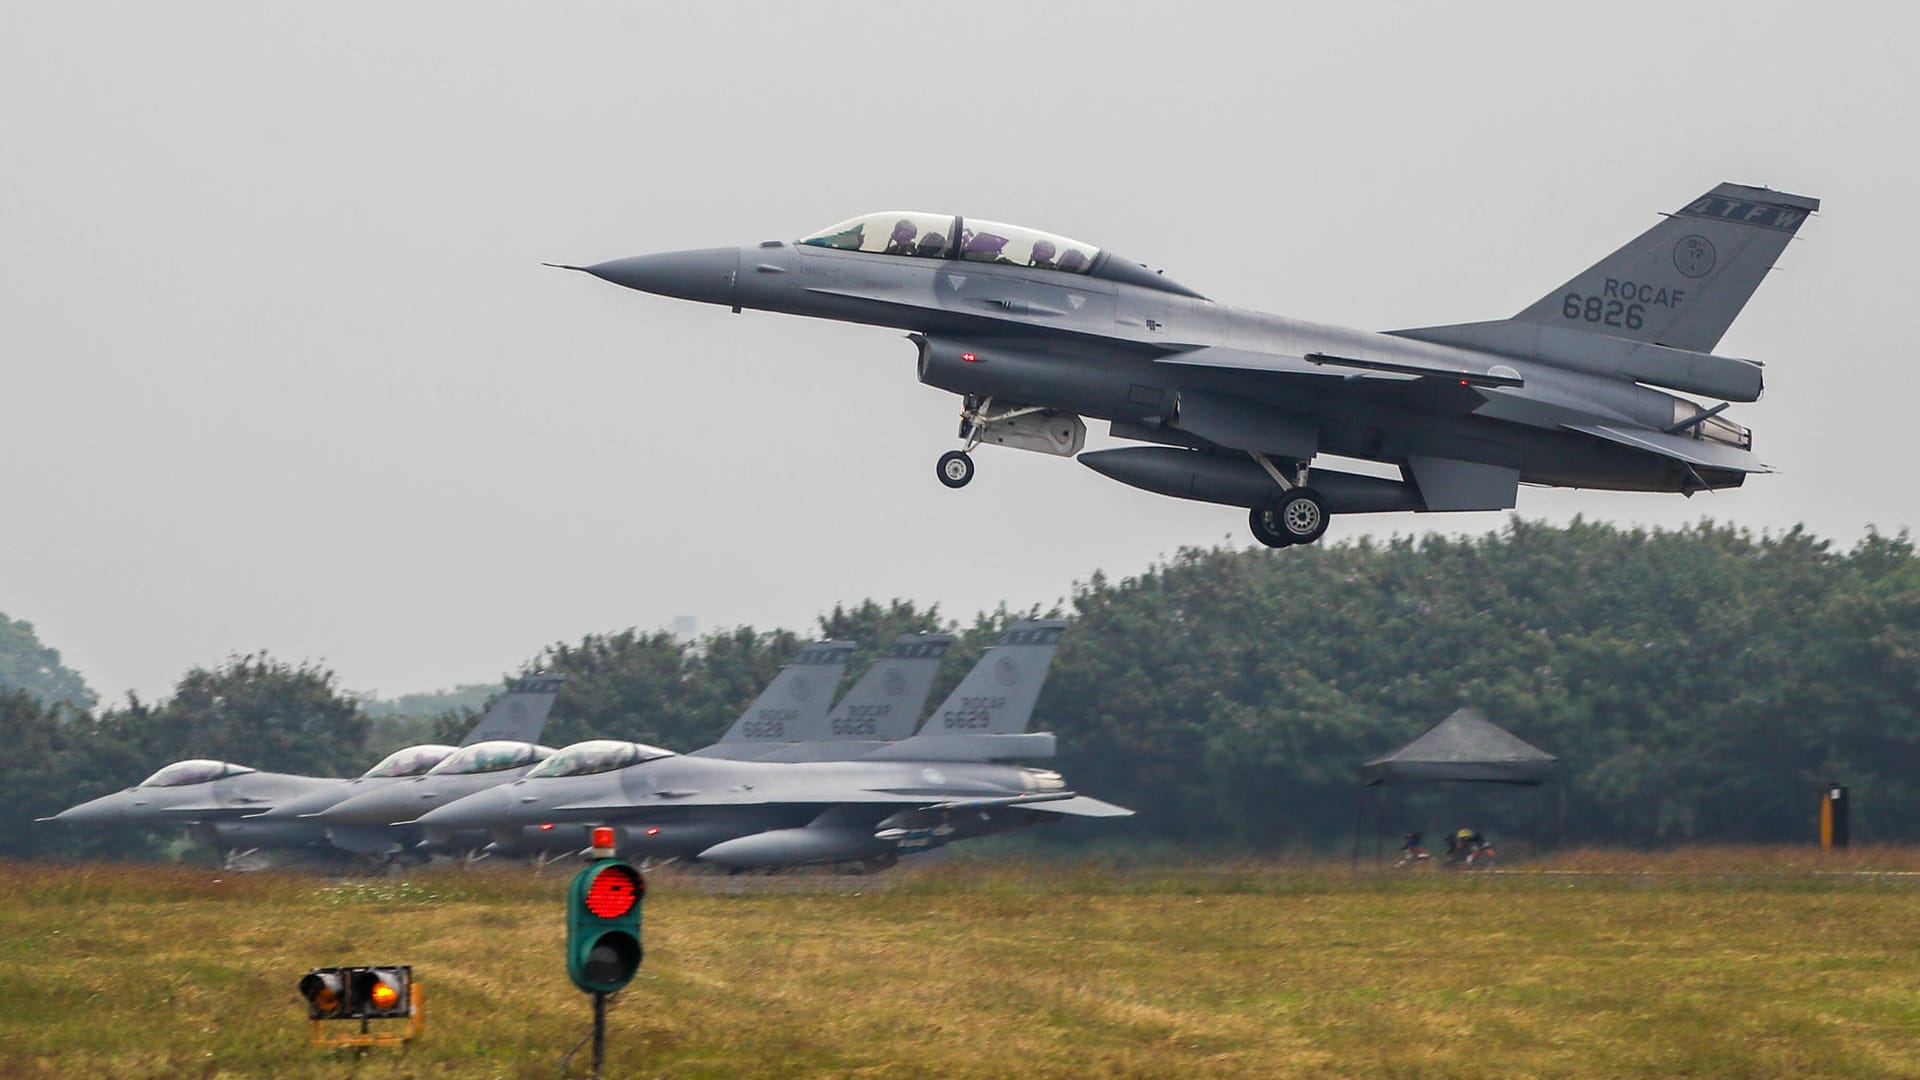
[475,624,1069,860]
[253,673,564,856]
[40,673,564,863]
[567,184,1816,546]
[703,621,1065,763]
[412,737,1128,872]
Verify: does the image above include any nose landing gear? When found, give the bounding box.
[937,450,975,489]
[933,395,1087,490]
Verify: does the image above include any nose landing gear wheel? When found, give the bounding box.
[937,449,975,489]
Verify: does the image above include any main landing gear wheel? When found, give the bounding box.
[1249,508,1293,548]
[937,449,975,489]
[1251,487,1330,547]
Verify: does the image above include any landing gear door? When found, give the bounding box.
[975,410,1086,458]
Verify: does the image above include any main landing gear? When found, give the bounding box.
[1247,452,1329,547]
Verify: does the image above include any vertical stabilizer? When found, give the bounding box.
[818,633,954,741]
[917,620,1067,736]
[1511,182,1818,353]
[458,674,565,747]
[711,641,855,747]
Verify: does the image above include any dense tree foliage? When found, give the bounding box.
[1041,521,1920,848]
[11,520,1920,858]
[0,612,94,708]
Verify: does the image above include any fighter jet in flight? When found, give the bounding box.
[568,183,1816,545]
[41,673,564,864]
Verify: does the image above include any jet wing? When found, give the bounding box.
[1157,346,1523,388]
[148,802,275,820]
[1564,423,1772,474]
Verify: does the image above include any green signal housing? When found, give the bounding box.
[566,859,644,993]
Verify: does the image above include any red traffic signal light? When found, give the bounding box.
[586,864,640,918]
[567,860,644,993]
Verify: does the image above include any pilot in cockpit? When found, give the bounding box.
[884,218,920,255]
[1029,239,1058,270]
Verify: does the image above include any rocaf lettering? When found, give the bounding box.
[831,704,890,737]
[1601,278,1684,308]
[941,695,1006,729]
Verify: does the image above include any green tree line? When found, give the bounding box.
[6,520,1918,859]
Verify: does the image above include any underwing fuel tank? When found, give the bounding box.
[1079,447,1424,513]
[697,826,887,869]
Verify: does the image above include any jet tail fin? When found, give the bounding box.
[1517,182,1817,353]
[818,633,953,742]
[712,641,855,747]
[1395,183,1816,393]
[458,673,565,747]
[916,620,1066,737]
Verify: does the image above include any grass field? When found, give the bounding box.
[3,849,1919,1078]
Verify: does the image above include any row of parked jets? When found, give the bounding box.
[40,621,1129,872]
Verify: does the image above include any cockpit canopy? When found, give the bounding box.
[524,739,676,779]
[798,211,1205,298]
[360,744,459,779]
[802,211,1099,273]
[425,740,555,776]
[140,759,257,788]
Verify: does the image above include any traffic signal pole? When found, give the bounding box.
[564,826,642,1077]
[593,991,607,1077]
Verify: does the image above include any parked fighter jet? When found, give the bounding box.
[41,673,564,863]
[568,183,1816,545]
[708,621,1064,763]
[251,673,564,856]
[412,738,1128,871]
[688,639,860,759]
[717,632,949,761]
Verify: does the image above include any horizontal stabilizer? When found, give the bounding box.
[1565,423,1770,473]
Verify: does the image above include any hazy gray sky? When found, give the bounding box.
[3,2,1914,701]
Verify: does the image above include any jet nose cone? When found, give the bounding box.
[42,793,127,826]
[578,247,739,306]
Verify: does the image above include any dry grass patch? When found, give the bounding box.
[1,852,1917,1077]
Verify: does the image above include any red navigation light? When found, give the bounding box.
[539,822,555,831]
[961,351,977,363]
[585,864,641,919]
[644,826,661,836]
